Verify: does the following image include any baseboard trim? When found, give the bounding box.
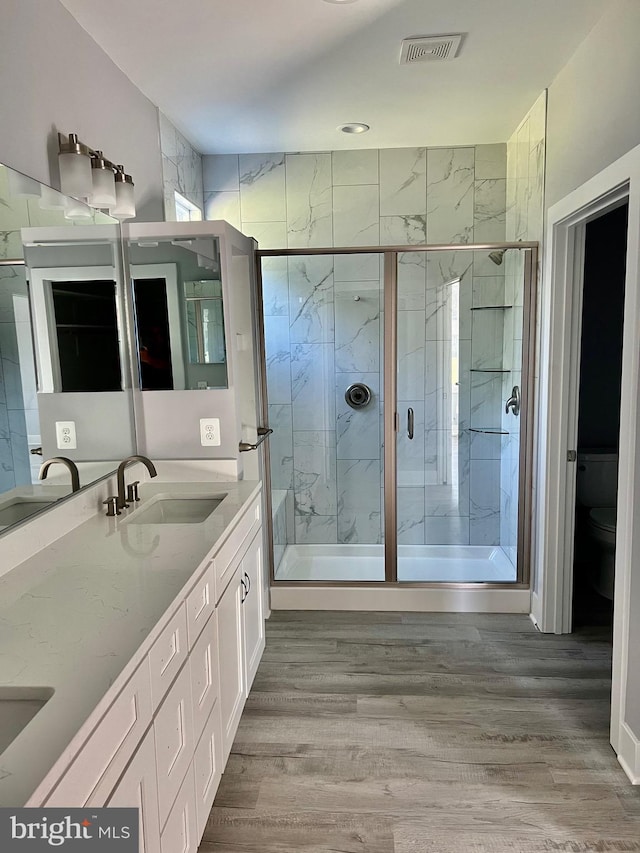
[618,721,640,784]
[270,586,531,613]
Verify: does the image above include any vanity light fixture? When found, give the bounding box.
[339,122,370,134]
[57,132,136,219]
[110,168,136,220]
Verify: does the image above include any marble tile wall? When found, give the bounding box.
[205,145,508,547]
[159,112,204,221]
[501,92,547,569]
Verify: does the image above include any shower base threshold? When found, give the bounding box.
[276,544,517,583]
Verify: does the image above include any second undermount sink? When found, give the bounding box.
[126,496,227,525]
[0,499,57,526]
[0,687,54,755]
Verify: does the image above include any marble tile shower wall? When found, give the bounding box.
[159,112,204,220]
[501,92,547,568]
[204,146,507,546]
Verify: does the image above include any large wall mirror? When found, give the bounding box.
[126,235,228,391]
[0,162,135,534]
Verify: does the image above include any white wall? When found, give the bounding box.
[0,0,164,221]
[545,0,640,208]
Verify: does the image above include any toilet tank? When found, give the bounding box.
[576,450,618,507]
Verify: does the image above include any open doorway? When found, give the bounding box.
[572,203,628,630]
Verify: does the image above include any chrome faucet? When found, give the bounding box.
[116,455,158,510]
[39,457,81,492]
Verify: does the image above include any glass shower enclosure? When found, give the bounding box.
[257,242,537,586]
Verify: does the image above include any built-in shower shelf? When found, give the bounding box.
[469,428,509,435]
[470,368,510,374]
[470,305,513,310]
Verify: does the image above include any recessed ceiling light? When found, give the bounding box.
[339,123,370,134]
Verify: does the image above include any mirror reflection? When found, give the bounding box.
[127,236,228,390]
[0,162,134,533]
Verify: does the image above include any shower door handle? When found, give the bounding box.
[407,407,414,440]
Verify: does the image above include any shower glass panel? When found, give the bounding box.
[396,248,526,582]
[263,253,385,581]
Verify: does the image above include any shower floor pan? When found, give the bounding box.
[276,544,516,583]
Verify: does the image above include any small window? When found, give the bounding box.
[174,191,202,222]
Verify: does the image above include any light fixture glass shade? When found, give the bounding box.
[63,196,94,220]
[109,178,135,220]
[39,185,67,210]
[58,151,93,198]
[90,164,116,208]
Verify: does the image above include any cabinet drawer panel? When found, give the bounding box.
[213,495,260,600]
[161,766,198,853]
[154,664,195,824]
[186,563,215,649]
[46,662,152,807]
[189,612,219,743]
[194,702,223,841]
[149,606,188,708]
[105,728,161,853]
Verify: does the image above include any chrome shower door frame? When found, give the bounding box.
[256,242,538,588]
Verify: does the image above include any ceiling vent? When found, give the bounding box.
[400,34,463,65]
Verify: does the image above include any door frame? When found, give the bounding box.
[257,241,537,588]
[533,143,640,777]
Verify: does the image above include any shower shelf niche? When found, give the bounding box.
[470,368,510,374]
[469,427,509,435]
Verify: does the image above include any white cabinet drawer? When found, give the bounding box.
[213,495,260,601]
[149,605,188,708]
[47,661,152,807]
[194,702,222,841]
[189,612,219,743]
[186,563,215,649]
[161,766,198,853]
[105,727,161,853]
[154,663,195,825]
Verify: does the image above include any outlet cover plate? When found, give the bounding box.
[55,420,77,450]
[200,418,221,447]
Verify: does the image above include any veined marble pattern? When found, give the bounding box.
[336,372,380,461]
[268,404,294,491]
[397,400,425,488]
[470,459,501,545]
[475,143,507,179]
[160,114,204,218]
[294,514,337,545]
[380,215,426,246]
[332,150,379,186]
[261,257,289,317]
[426,148,475,244]
[335,284,380,374]
[204,191,241,230]
[397,311,425,402]
[264,317,291,405]
[397,486,425,545]
[471,310,505,369]
[286,154,332,248]
[337,459,382,544]
[472,276,506,308]
[334,253,381,283]
[293,431,337,518]
[333,185,379,247]
[397,253,426,310]
[291,343,335,431]
[424,514,470,545]
[379,148,427,216]
[474,179,507,243]
[470,372,504,431]
[247,221,287,250]
[240,154,286,222]
[288,256,334,344]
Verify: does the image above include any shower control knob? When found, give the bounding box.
[345,383,372,409]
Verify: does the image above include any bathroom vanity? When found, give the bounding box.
[0,475,264,853]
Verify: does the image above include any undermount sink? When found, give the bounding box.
[126,496,227,525]
[0,687,54,755]
[0,499,56,526]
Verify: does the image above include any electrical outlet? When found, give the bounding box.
[200,418,221,447]
[55,421,77,450]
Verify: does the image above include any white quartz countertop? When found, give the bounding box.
[0,478,261,806]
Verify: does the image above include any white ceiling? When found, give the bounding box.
[60,0,609,154]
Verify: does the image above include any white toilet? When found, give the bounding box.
[576,450,618,600]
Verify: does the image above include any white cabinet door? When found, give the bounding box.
[194,702,223,841]
[241,529,265,693]
[107,728,161,853]
[160,767,198,853]
[154,663,195,826]
[216,566,245,762]
[189,611,219,744]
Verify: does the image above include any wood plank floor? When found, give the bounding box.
[199,612,640,852]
